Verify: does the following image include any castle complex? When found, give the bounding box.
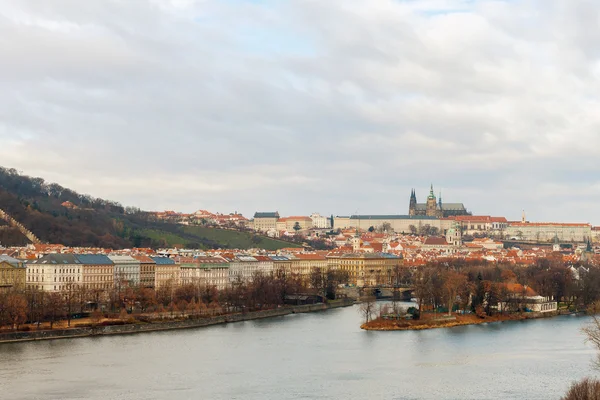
[409,185,471,218]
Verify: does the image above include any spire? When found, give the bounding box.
[427,184,435,200]
[438,191,442,209]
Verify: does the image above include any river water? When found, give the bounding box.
[0,304,597,400]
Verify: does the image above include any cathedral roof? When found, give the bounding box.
[415,203,466,211]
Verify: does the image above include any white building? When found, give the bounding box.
[109,255,141,287]
[27,254,83,292]
[505,222,592,242]
[227,255,274,283]
[310,213,332,229]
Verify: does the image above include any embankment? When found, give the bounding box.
[0,300,354,344]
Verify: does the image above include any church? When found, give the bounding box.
[409,185,471,218]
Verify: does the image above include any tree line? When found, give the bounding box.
[0,268,349,331]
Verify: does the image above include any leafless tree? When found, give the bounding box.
[359,296,376,323]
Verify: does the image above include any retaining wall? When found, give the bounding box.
[0,300,353,344]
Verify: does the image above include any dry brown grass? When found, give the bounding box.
[362,312,538,331]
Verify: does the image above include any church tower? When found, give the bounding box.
[409,189,417,216]
[426,184,438,217]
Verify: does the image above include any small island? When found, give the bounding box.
[361,310,560,331]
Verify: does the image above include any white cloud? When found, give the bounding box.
[1,0,599,223]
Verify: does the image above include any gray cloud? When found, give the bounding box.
[1,0,600,223]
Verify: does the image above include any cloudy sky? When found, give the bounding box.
[1,0,599,223]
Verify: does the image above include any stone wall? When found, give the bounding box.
[0,300,353,344]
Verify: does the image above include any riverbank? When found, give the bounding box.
[0,299,354,344]
[361,310,571,331]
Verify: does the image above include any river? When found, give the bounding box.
[0,304,597,400]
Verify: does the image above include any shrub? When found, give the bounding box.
[562,377,600,400]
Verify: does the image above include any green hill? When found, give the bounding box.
[0,167,299,250]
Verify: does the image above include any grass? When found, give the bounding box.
[183,226,300,251]
[138,226,301,251]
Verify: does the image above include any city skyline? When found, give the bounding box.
[2,1,600,223]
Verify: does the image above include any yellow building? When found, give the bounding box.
[332,253,402,287]
[151,256,180,289]
[287,253,328,284]
[76,254,115,292]
[0,256,26,292]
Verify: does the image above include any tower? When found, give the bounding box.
[409,189,417,216]
[426,184,438,217]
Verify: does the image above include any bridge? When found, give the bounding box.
[0,208,41,244]
[339,285,414,301]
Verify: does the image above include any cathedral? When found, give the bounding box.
[409,185,471,218]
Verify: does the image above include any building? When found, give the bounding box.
[505,222,592,243]
[151,256,180,289]
[227,255,274,284]
[409,185,470,218]
[310,213,332,229]
[498,283,557,313]
[76,254,114,292]
[133,255,156,288]
[333,253,402,287]
[446,215,508,236]
[276,216,313,232]
[334,215,454,234]
[108,255,141,288]
[27,254,82,292]
[251,212,280,232]
[289,253,328,283]
[0,255,26,292]
[180,256,230,290]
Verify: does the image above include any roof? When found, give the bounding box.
[449,215,508,223]
[0,255,24,268]
[416,203,466,211]
[294,253,327,260]
[254,212,280,218]
[339,252,401,259]
[108,255,140,264]
[131,255,155,264]
[30,254,81,265]
[150,256,176,265]
[269,256,290,261]
[423,237,449,246]
[509,222,590,228]
[75,254,113,265]
[349,215,438,220]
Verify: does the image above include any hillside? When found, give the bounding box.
[0,167,300,250]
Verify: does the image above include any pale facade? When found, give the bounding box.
[27,254,82,292]
[151,256,180,289]
[334,215,453,234]
[252,212,280,232]
[310,213,332,229]
[506,222,592,242]
[448,216,508,235]
[228,256,274,283]
[109,255,141,287]
[180,257,230,291]
[277,216,313,232]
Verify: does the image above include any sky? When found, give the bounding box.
[1,0,600,224]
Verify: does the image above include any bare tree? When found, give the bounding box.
[359,297,376,323]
